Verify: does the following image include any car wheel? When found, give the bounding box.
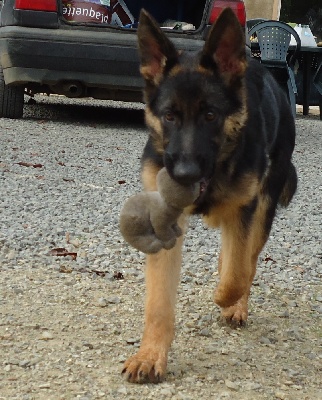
[0,66,24,118]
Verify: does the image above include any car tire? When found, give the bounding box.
[0,66,24,118]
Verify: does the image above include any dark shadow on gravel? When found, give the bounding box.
[295,108,321,121]
[22,96,320,126]
[23,96,145,127]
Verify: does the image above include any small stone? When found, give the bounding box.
[259,336,271,345]
[218,393,231,399]
[160,388,173,396]
[19,360,31,368]
[28,357,42,366]
[225,380,239,391]
[177,393,192,400]
[126,338,140,345]
[96,297,108,307]
[4,364,11,372]
[69,238,82,247]
[199,328,211,337]
[278,310,290,318]
[40,331,54,340]
[39,383,51,389]
[275,391,287,399]
[107,296,121,304]
[244,382,262,391]
[117,387,127,395]
[287,368,299,377]
[204,345,217,354]
[118,355,127,363]
[285,328,302,340]
[21,395,34,400]
[6,250,16,260]
[7,359,19,366]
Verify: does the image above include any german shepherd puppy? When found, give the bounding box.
[122,8,297,383]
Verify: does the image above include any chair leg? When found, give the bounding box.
[287,79,296,119]
[288,67,298,95]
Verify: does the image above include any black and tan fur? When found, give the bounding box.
[122,8,297,383]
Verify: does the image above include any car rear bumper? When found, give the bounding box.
[0,26,143,89]
[0,26,205,92]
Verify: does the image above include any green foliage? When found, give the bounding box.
[280,0,321,23]
[280,0,292,22]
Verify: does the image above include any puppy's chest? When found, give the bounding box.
[194,169,262,219]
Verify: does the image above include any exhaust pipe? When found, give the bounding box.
[50,81,84,98]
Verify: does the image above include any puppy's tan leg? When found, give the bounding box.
[214,210,252,309]
[218,195,273,325]
[219,255,257,326]
[216,248,250,324]
[122,215,186,383]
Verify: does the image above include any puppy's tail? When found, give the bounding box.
[279,162,297,207]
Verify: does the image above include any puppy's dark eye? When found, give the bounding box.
[164,112,175,122]
[205,111,216,121]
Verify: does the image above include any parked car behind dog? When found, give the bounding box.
[0,0,246,118]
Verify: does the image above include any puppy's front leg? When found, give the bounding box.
[213,209,253,309]
[122,216,185,383]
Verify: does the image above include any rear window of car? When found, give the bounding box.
[60,0,213,31]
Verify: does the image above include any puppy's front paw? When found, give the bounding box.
[219,297,249,328]
[122,349,167,383]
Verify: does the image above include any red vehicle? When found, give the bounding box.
[0,0,246,118]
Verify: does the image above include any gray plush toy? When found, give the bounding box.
[119,168,199,254]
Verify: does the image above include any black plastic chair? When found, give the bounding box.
[248,21,301,118]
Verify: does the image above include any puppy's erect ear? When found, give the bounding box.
[137,9,178,86]
[200,8,247,85]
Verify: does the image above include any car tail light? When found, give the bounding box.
[15,0,57,12]
[209,1,246,27]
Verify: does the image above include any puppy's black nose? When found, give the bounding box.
[172,161,202,186]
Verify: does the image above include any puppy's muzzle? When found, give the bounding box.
[171,160,202,186]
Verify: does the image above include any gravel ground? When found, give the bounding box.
[0,96,321,400]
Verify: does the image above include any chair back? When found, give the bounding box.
[248,21,301,67]
[246,18,268,32]
[246,19,267,52]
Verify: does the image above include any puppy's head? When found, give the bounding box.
[138,8,247,186]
